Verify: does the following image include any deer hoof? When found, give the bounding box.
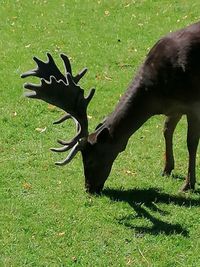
[162,168,172,177]
[180,182,195,192]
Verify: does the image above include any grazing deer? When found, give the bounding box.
[22,21,200,194]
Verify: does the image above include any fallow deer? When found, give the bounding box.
[22,21,200,194]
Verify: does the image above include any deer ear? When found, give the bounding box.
[88,127,111,145]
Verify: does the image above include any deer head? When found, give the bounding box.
[21,53,119,193]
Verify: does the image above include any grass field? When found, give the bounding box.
[1,1,200,266]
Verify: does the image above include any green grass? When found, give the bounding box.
[1,0,200,266]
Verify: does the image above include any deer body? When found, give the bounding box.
[22,21,200,193]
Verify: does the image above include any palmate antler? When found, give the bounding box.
[21,53,95,165]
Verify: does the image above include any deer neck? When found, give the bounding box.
[105,79,157,152]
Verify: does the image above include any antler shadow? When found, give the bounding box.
[103,187,200,237]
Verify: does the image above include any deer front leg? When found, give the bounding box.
[162,114,182,176]
[181,114,200,191]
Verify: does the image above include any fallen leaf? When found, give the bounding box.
[58,232,65,236]
[95,74,103,80]
[35,127,47,133]
[126,258,133,265]
[104,75,112,81]
[47,104,56,111]
[104,10,110,16]
[125,170,136,176]
[23,182,32,190]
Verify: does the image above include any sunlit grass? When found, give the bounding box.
[1,1,200,266]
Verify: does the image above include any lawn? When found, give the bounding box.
[1,0,200,266]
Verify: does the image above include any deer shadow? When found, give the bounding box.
[103,187,200,237]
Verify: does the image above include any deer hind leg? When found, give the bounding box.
[181,114,200,191]
[162,114,182,176]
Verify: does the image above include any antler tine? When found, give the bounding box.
[60,53,88,83]
[50,116,82,151]
[53,113,71,125]
[55,142,81,166]
[50,144,72,153]
[85,88,96,106]
[74,68,88,83]
[57,139,70,146]
[60,53,72,76]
